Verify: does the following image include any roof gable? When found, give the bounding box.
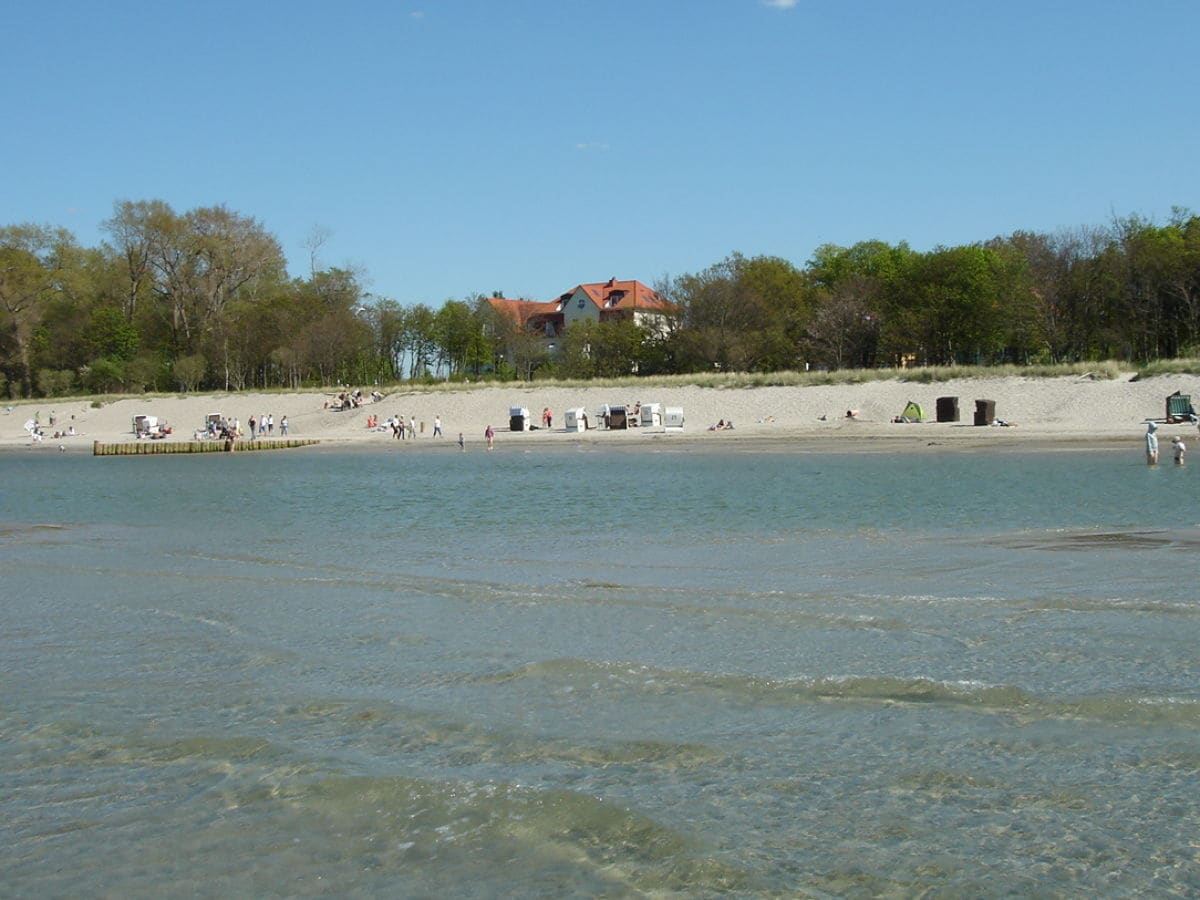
[490,278,674,329]
[560,278,673,313]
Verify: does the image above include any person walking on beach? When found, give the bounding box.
[1145,421,1159,465]
[485,425,494,451]
[1172,435,1186,465]
[433,416,443,437]
[458,432,465,451]
[280,415,288,436]
[248,416,257,440]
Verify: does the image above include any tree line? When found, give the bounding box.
[2,199,1198,398]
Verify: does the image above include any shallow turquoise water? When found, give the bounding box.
[2,446,1198,896]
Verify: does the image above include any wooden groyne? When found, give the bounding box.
[93,439,319,456]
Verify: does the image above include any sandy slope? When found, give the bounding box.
[4,373,1199,453]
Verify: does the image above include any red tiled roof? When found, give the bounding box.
[564,279,673,313]
[491,279,673,329]
[487,297,557,324]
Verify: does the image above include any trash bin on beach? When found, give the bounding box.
[509,406,531,431]
[974,399,995,426]
[936,396,959,423]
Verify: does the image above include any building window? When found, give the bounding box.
[577,296,585,309]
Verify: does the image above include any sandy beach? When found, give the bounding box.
[5,372,1200,453]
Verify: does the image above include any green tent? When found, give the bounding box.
[898,401,924,423]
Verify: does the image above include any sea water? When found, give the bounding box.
[2,444,1198,897]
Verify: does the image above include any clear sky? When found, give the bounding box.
[4,1,1197,305]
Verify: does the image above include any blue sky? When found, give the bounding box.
[5,1,1197,305]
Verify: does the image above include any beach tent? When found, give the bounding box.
[897,401,924,423]
[1166,391,1197,423]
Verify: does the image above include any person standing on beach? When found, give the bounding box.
[458,432,465,451]
[1145,421,1159,465]
[280,415,289,436]
[485,425,494,451]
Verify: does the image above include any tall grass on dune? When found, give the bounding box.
[386,361,1132,394]
[21,359,1200,409]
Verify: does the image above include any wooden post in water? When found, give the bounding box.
[93,439,319,456]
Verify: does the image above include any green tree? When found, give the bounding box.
[434,299,482,378]
[0,224,78,396]
[85,306,140,363]
[669,253,811,372]
[401,304,438,380]
[805,275,880,369]
[882,245,1007,366]
[102,199,164,324]
[172,353,207,391]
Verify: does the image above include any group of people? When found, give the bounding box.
[1145,420,1187,465]
[375,414,444,440]
[206,415,289,441]
[327,389,378,411]
[248,414,284,439]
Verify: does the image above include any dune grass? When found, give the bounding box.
[17,359,1200,408]
[386,361,1131,394]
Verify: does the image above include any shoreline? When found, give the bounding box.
[3,373,1197,456]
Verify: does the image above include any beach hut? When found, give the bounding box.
[564,407,588,431]
[936,396,959,423]
[639,403,663,427]
[509,407,532,431]
[132,414,158,436]
[664,407,685,429]
[1166,391,1197,423]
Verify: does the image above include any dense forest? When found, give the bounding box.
[2,199,1199,398]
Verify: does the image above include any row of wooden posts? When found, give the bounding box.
[93,439,319,456]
